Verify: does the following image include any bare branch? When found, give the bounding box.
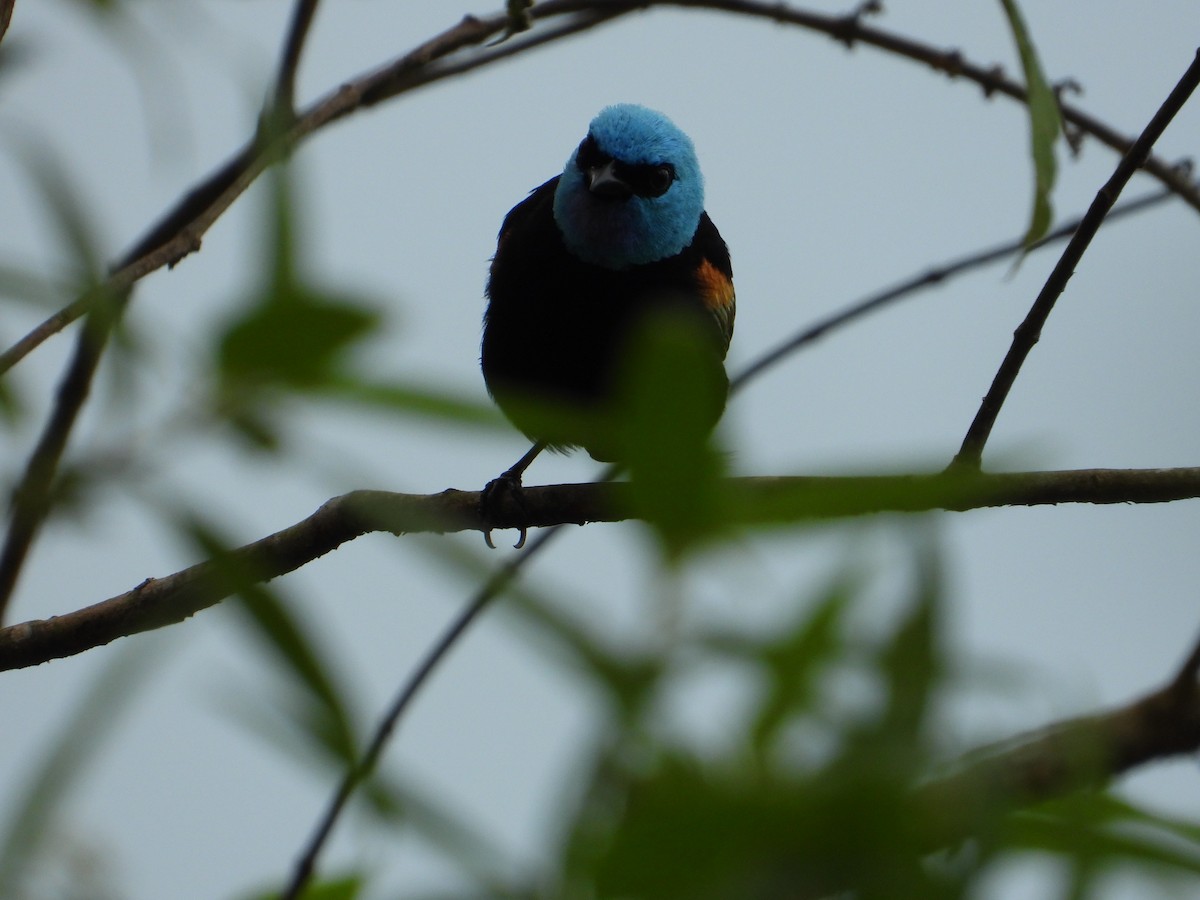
[0,0,13,47]
[272,0,321,116]
[953,48,1200,469]
[281,522,567,900]
[645,0,1200,213]
[3,466,1200,672]
[731,187,1176,392]
[921,642,1200,842]
[0,295,125,623]
[4,2,1198,375]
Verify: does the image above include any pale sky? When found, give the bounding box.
[2,2,1199,898]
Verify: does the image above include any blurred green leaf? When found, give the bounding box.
[1006,792,1200,877]
[218,285,379,391]
[422,535,665,721]
[616,307,730,558]
[589,753,804,900]
[5,134,105,285]
[0,375,20,426]
[241,871,366,900]
[874,543,942,741]
[0,260,71,307]
[184,519,520,892]
[698,576,854,764]
[0,645,160,898]
[998,0,1061,246]
[558,545,971,899]
[319,376,505,431]
[216,166,381,409]
[183,517,361,769]
[747,580,851,761]
[582,747,956,900]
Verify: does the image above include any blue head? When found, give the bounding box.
[553,104,705,270]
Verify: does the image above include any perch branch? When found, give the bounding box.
[2,465,1200,672]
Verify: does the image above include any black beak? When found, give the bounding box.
[586,160,633,200]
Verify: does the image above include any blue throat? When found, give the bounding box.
[553,104,705,270]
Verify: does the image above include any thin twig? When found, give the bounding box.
[3,1,1198,376]
[731,187,1175,392]
[272,0,321,115]
[280,522,568,900]
[952,48,1200,469]
[0,294,125,623]
[0,7,615,375]
[606,0,1200,213]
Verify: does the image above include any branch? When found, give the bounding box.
[0,0,13,47]
[647,0,1200,213]
[0,4,614,375]
[0,4,615,620]
[2,466,1199,672]
[731,186,1175,392]
[0,293,126,623]
[920,627,1200,844]
[4,1,1198,376]
[953,48,1200,469]
[271,0,321,116]
[280,521,568,900]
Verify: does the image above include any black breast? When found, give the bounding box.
[482,176,731,454]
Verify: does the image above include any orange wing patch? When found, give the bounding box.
[695,258,735,313]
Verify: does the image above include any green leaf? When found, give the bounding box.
[615,307,730,558]
[421,536,665,721]
[0,260,71,307]
[6,135,105,283]
[1005,792,1200,876]
[998,0,1061,246]
[0,645,161,898]
[215,165,381,402]
[183,517,361,769]
[217,284,379,391]
[240,871,367,900]
[583,750,946,900]
[320,376,505,431]
[698,578,852,761]
[875,543,943,741]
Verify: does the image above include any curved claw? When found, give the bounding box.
[480,441,545,550]
[480,472,529,550]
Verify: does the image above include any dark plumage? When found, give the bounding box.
[482,104,735,468]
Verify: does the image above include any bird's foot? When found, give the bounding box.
[480,470,529,549]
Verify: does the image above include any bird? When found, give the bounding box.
[480,103,735,546]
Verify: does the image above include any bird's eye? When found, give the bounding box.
[649,166,673,193]
[634,164,674,198]
[576,135,606,170]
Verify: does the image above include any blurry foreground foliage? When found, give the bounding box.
[4,142,1200,900]
[1,3,1197,898]
[9,534,1200,899]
